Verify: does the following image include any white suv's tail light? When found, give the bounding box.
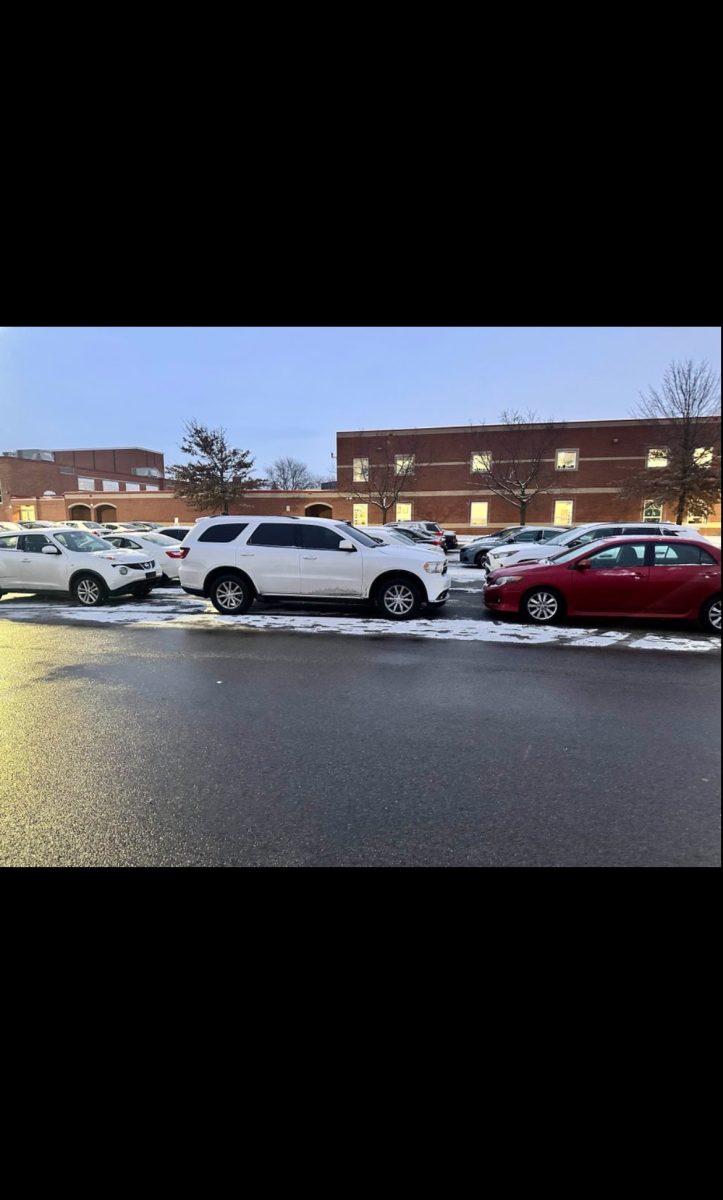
[166,547,189,559]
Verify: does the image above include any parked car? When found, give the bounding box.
[485,521,712,572]
[363,525,445,553]
[388,524,446,550]
[17,520,58,529]
[0,521,23,532]
[484,536,721,633]
[179,516,450,619]
[96,522,137,534]
[62,520,107,535]
[461,526,566,568]
[104,530,182,583]
[0,527,162,606]
[154,525,195,542]
[393,521,458,550]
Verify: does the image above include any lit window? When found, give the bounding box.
[395,454,415,475]
[643,500,663,522]
[470,502,489,525]
[396,502,412,522]
[19,505,36,521]
[555,449,578,471]
[693,447,713,466]
[553,500,574,526]
[78,477,95,491]
[352,503,368,525]
[353,457,369,482]
[686,510,706,524]
[646,448,668,468]
[471,452,492,473]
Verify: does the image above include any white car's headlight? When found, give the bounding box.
[423,560,444,573]
[493,575,523,586]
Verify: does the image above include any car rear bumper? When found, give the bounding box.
[181,584,205,597]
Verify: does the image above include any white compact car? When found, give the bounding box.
[485,520,712,572]
[178,515,450,619]
[363,525,445,553]
[0,527,162,605]
[104,530,182,583]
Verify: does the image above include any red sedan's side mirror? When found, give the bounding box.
[577,559,591,571]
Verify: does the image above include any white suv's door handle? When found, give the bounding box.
[20,558,31,563]
[302,555,318,560]
[239,553,254,557]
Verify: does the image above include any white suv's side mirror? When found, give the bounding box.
[337,539,356,552]
[42,545,61,555]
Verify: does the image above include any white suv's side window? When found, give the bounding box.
[0,535,20,551]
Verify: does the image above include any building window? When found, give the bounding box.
[395,454,415,475]
[352,457,369,482]
[470,502,489,526]
[553,500,574,525]
[102,480,120,492]
[19,505,36,521]
[693,447,713,466]
[471,452,492,473]
[352,503,368,525]
[686,511,705,524]
[646,448,668,468]
[78,477,95,491]
[396,502,412,522]
[643,500,663,522]
[145,485,159,492]
[131,466,162,477]
[125,483,141,492]
[555,449,578,471]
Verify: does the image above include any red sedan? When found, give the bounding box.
[484,536,721,633]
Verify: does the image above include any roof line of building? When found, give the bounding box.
[337,416,721,437]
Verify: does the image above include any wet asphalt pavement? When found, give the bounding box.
[1,618,719,866]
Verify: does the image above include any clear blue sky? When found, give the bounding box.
[1,327,719,477]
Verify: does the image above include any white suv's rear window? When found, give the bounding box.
[198,523,248,543]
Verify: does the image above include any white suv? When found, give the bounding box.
[178,516,450,619]
[0,527,162,606]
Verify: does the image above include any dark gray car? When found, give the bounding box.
[460,525,566,568]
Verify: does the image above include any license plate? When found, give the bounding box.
[146,571,156,579]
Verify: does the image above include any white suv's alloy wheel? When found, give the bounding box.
[526,591,559,622]
[76,578,101,605]
[383,584,416,615]
[216,580,245,610]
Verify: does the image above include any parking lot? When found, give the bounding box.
[0,555,719,654]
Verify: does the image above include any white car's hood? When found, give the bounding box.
[89,549,156,563]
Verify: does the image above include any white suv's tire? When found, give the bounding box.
[376,576,423,620]
[209,573,253,615]
[72,573,107,607]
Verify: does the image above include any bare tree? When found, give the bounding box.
[346,432,428,523]
[170,419,263,514]
[617,360,721,524]
[265,456,317,490]
[473,411,565,525]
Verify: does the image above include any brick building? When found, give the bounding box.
[333,418,721,535]
[2,419,720,535]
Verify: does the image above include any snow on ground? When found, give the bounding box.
[0,590,718,652]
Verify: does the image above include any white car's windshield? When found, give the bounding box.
[342,524,381,547]
[53,530,115,552]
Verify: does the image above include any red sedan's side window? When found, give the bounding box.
[652,543,711,566]
[586,544,647,569]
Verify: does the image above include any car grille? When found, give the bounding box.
[128,560,154,571]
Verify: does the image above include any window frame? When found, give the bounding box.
[646,447,669,469]
[471,452,492,473]
[552,499,575,526]
[469,501,489,526]
[395,502,412,522]
[352,503,369,526]
[555,448,579,472]
[642,500,664,522]
[352,457,369,483]
[394,453,415,476]
[693,447,713,466]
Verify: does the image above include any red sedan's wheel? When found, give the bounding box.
[523,588,563,624]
